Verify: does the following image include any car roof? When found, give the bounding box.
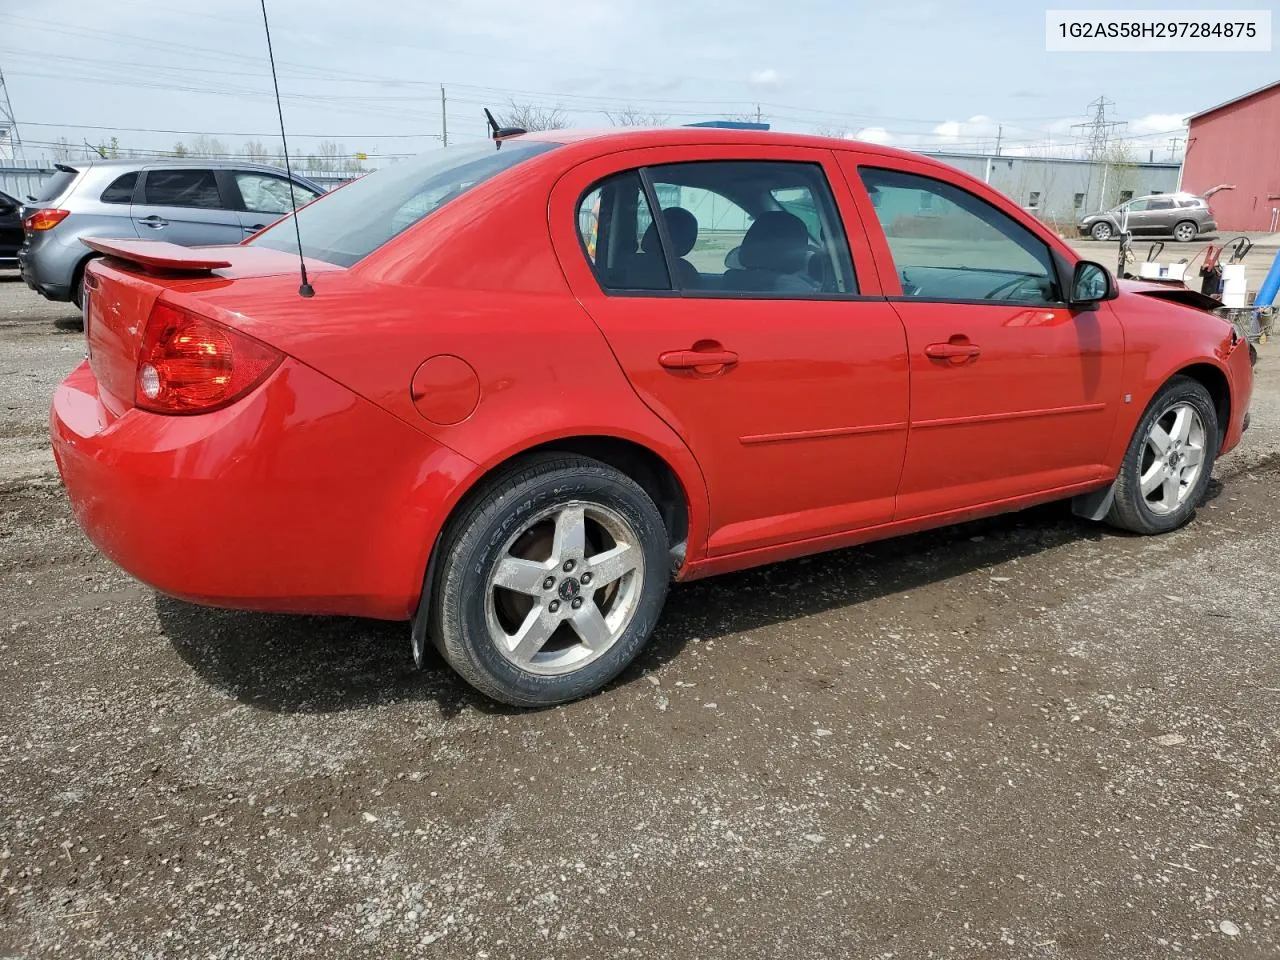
[518,125,925,162]
[58,157,308,175]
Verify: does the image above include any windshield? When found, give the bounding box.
[250,140,558,267]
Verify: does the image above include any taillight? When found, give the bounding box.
[23,208,70,231]
[135,301,283,414]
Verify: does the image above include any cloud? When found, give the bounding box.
[749,68,780,87]
[1128,112,1189,134]
[854,126,893,144]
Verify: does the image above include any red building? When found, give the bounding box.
[1182,80,1280,232]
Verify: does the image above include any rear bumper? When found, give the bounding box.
[18,231,81,301]
[51,358,476,619]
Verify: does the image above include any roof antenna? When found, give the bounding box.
[258,0,313,297]
[484,108,526,149]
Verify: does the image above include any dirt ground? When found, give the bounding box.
[1,268,1278,959]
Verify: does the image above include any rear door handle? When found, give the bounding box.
[925,339,981,363]
[243,223,267,233]
[659,348,739,370]
[138,215,168,228]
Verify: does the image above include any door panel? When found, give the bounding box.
[550,145,910,557]
[888,300,1122,516]
[131,168,243,246]
[839,155,1124,519]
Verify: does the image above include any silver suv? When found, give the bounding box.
[18,159,324,305]
[1078,192,1217,243]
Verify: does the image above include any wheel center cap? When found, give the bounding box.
[557,577,581,602]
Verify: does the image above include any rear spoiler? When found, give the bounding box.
[81,238,232,274]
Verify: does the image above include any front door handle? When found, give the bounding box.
[925,338,981,364]
[138,215,168,229]
[243,223,267,233]
[659,347,739,371]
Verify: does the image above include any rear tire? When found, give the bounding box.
[1090,221,1114,241]
[69,255,98,310]
[1172,220,1198,243]
[1106,376,1218,535]
[431,454,669,707]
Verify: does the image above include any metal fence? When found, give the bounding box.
[0,163,54,201]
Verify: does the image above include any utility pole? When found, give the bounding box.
[440,85,448,147]
[1070,95,1128,211]
[0,64,25,165]
[754,103,762,124]
[994,125,1002,157]
[1167,135,1184,161]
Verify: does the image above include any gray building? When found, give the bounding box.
[922,151,1181,228]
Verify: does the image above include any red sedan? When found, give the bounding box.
[50,128,1254,706]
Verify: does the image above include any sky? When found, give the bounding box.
[0,0,1275,168]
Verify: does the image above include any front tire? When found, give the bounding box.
[1090,221,1114,241]
[1106,376,1219,535]
[431,454,669,707]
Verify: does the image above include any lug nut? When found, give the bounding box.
[580,572,592,585]
[562,559,576,573]
[542,576,556,590]
[548,600,560,613]
[570,597,584,610]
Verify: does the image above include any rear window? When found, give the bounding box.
[31,168,79,203]
[249,140,558,267]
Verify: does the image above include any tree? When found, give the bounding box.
[497,100,567,132]
[1101,140,1137,210]
[241,140,273,164]
[604,106,668,127]
[50,137,77,160]
[813,125,851,139]
[171,141,189,157]
[186,135,228,158]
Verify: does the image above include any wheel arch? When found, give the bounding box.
[410,430,707,658]
[70,250,102,306]
[1171,361,1230,442]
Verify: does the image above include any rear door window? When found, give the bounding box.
[574,171,670,291]
[100,172,138,204]
[234,172,320,215]
[141,169,224,209]
[645,160,857,296]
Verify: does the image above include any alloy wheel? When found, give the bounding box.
[484,501,645,676]
[1139,401,1207,515]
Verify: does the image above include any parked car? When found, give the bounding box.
[50,129,1254,707]
[18,159,324,306]
[1079,192,1216,242]
[0,189,22,267]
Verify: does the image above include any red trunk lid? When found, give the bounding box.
[82,240,341,415]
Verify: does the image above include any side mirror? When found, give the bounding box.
[1069,260,1115,309]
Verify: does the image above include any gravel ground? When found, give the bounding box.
[1,268,1278,959]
